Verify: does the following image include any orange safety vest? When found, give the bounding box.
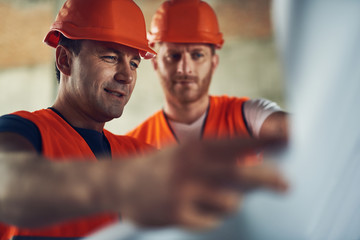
[127,95,251,148]
[127,95,260,166]
[0,109,151,240]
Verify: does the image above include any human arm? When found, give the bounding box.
[0,132,132,227]
[259,111,289,140]
[0,131,288,230]
[244,98,289,140]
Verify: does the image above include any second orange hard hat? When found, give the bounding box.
[44,0,156,59]
[148,0,224,49]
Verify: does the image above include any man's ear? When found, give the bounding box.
[151,56,158,70]
[55,45,72,76]
[211,53,219,75]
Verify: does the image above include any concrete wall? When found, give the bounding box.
[0,0,285,135]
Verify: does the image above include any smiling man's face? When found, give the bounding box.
[65,40,141,123]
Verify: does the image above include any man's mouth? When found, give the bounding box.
[174,76,197,84]
[104,89,125,98]
[177,80,194,83]
[174,80,196,86]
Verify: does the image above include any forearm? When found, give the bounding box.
[0,136,289,231]
[0,152,130,228]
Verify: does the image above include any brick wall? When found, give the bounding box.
[0,0,53,69]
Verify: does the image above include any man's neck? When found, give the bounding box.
[163,96,210,124]
[52,101,105,133]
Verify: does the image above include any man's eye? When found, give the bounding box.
[166,53,181,62]
[192,52,204,60]
[101,56,117,63]
[130,61,139,69]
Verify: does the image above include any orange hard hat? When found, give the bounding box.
[148,0,224,49]
[44,0,156,59]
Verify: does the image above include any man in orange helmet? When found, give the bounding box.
[127,0,288,150]
[0,0,287,239]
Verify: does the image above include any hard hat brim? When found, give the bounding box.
[44,27,156,60]
[148,31,224,49]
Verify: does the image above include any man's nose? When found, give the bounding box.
[177,54,193,75]
[114,63,134,84]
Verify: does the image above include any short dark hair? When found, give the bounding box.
[209,44,216,55]
[55,35,83,83]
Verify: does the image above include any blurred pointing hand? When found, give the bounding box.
[118,137,288,230]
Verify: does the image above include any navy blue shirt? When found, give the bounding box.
[0,108,111,159]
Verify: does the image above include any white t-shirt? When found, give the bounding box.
[168,98,282,142]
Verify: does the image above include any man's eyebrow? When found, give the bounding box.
[189,47,206,52]
[101,47,142,61]
[165,49,180,53]
[98,46,120,54]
